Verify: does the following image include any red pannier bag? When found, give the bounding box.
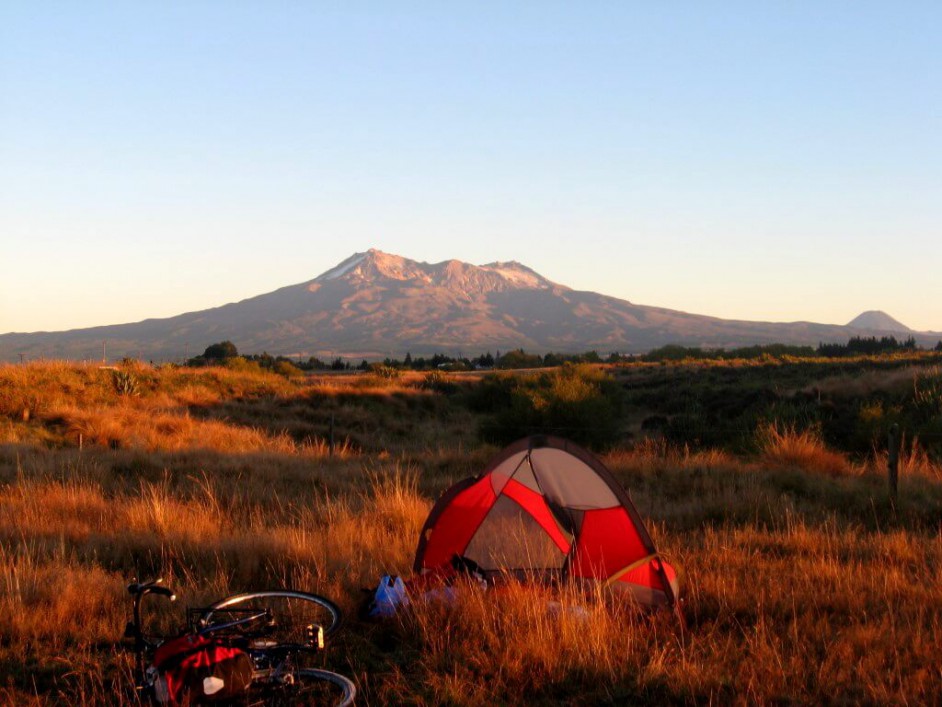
[150,633,253,705]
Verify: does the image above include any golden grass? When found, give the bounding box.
[1,362,941,703]
[757,423,856,476]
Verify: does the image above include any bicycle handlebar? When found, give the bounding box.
[128,579,176,601]
[149,585,175,599]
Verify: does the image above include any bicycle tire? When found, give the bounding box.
[243,666,356,707]
[293,668,357,706]
[200,590,343,642]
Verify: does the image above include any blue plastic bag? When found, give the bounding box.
[368,575,409,618]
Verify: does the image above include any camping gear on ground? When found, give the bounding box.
[413,435,680,608]
[368,575,410,618]
[150,633,254,704]
[364,557,489,618]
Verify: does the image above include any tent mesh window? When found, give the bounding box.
[463,495,569,572]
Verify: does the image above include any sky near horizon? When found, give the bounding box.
[2,2,940,335]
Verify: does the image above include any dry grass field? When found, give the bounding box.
[1,359,941,704]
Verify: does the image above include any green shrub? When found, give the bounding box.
[477,364,624,449]
[111,370,139,397]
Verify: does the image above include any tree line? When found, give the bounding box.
[185,335,942,374]
[186,342,620,373]
[640,336,942,362]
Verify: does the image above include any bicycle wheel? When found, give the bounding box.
[292,668,357,706]
[245,666,356,707]
[199,590,342,643]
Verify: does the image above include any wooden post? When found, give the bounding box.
[888,423,900,504]
[329,414,335,458]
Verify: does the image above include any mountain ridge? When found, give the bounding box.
[0,249,938,362]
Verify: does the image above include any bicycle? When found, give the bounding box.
[125,578,356,706]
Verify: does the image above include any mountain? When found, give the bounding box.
[846,310,913,333]
[1,249,939,362]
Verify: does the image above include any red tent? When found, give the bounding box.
[413,435,679,607]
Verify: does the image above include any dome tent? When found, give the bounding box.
[413,435,679,607]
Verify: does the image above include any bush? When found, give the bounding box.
[421,370,458,394]
[225,356,263,374]
[496,349,543,369]
[477,364,624,449]
[203,341,239,361]
[369,364,401,381]
[274,360,304,378]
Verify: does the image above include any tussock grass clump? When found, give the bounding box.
[757,423,855,475]
[389,580,676,704]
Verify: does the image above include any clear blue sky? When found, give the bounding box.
[2,2,940,334]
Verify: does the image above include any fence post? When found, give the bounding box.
[887,423,900,504]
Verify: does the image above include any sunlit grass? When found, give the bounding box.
[757,422,856,476]
[0,361,941,703]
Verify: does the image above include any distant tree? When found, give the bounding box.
[404,352,413,368]
[819,336,918,358]
[303,356,328,370]
[817,341,846,358]
[496,349,543,369]
[203,341,238,361]
[429,353,455,368]
[472,352,495,369]
[936,341,942,352]
[330,357,346,371]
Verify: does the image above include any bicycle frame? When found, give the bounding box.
[125,578,176,694]
[124,579,355,706]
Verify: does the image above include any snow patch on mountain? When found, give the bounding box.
[481,261,550,289]
[489,267,544,288]
[317,252,367,281]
